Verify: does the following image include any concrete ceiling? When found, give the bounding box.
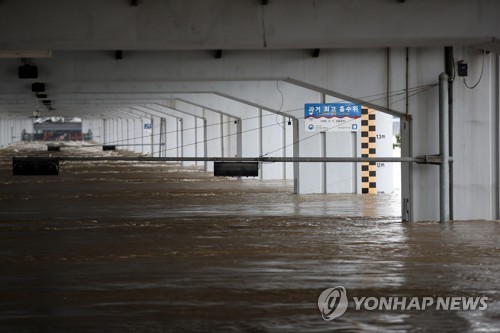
[0,0,498,120]
[1,0,499,50]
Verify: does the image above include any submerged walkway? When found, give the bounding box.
[0,142,498,332]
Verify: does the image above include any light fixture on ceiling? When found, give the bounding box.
[31,82,46,93]
[18,64,38,79]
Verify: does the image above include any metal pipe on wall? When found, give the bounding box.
[259,108,263,180]
[401,47,414,222]
[444,46,454,220]
[60,156,417,163]
[320,93,327,194]
[439,72,450,222]
[292,119,300,194]
[495,54,500,219]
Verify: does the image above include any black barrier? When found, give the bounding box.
[47,145,61,152]
[13,158,60,176]
[214,162,259,177]
[103,145,116,151]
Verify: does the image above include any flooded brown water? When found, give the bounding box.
[0,142,498,332]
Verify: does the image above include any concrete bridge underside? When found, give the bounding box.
[1,0,499,222]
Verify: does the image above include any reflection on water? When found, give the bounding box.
[0,142,498,332]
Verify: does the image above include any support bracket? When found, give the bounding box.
[415,154,454,165]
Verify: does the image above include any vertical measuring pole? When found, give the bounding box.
[439,72,450,222]
[361,108,377,194]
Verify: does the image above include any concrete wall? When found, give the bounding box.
[0,119,32,146]
[1,45,498,222]
[452,49,499,220]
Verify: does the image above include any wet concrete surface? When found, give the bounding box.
[0,142,499,332]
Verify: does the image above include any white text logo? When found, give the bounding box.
[317,286,348,321]
[318,287,488,321]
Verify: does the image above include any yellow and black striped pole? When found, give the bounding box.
[361,108,376,194]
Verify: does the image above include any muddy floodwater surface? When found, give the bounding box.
[0,142,499,332]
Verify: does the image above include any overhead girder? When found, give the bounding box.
[131,105,200,123]
[0,48,409,118]
[108,108,141,120]
[0,88,293,122]
[0,0,498,51]
[173,99,240,120]
[0,80,301,114]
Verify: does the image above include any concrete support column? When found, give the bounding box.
[140,118,145,155]
[236,119,242,158]
[125,119,130,150]
[220,114,224,158]
[150,117,155,157]
[320,93,327,194]
[196,117,205,168]
[109,119,113,144]
[3,120,8,145]
[320,132,327,194]
[160,117,166,158]
[203,118,208,172]
[113,119,118,144]
[166,115,177,158]
[178,118,183,160]
[352,132,358,193]
[11,122,16,143]
[194,118,198,160]
[293,118,300,194]
[493,54,500,220]
[132,119,140,154]
[259,108,263,180]
[103,119,107,144]
[282,117,286,179]
[0,120,3,146]
[0,120,4,146]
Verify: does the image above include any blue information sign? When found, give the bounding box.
[305,103,361,132]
